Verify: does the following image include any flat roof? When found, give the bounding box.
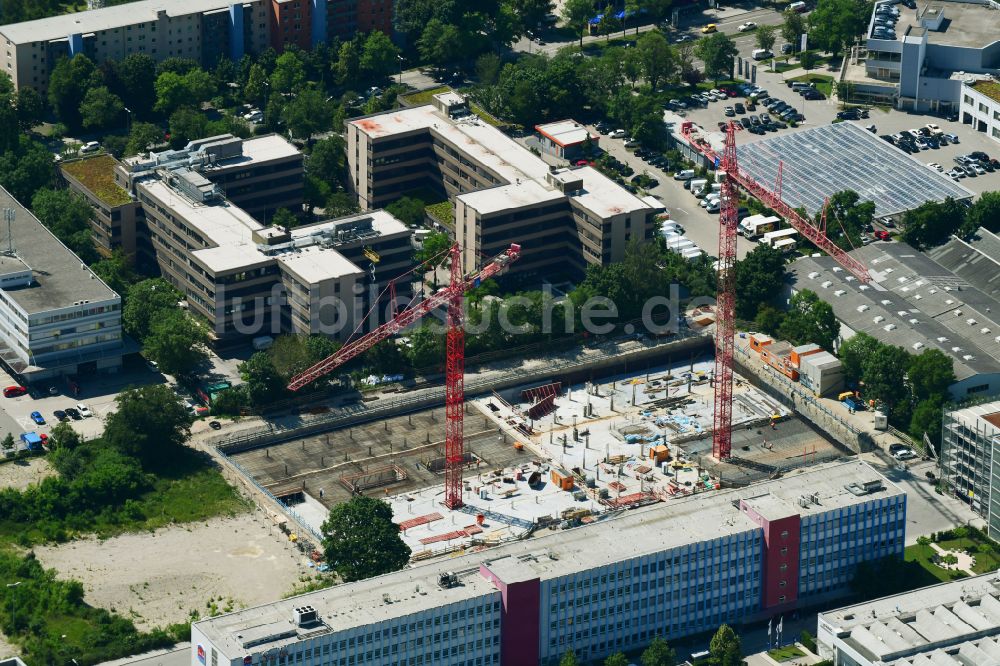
[0,186,119,314]
[945,400,1000,433]
[737,122,974,218]
[140,178,403,279]
[195,460,900,655]
[60,155,132,207]
[891,1,1000,49]
[788,243,1000,380]
[0,0,243,44]
[535,120,594,148]
[971,79,1000,105]
[352,106,651,219]
[820,572,1000,665]
[201,134,302,173]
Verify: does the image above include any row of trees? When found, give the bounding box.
[901,192,1000,250]
[559,625,734,666]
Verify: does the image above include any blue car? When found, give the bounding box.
[30,411,45,425]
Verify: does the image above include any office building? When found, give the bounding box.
[0,186,124,384]
[0,0,392,92]
[940,400,1000,539]
[817,571,1000,665]
[62,134,304,263]
[959,77,1000,146]
[347,93,662,280]
[840,1,1000,112]
[192,460,905,666]
[788,240,1000,400]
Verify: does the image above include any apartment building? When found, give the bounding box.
[0,0,394,91]
[959,77,1000,146]
[192,460,905,666]
[0,0,271,92]
[940,400,1000,539]
[0,186,123,384]
[817,572,1000,665]
[347,93,661,280]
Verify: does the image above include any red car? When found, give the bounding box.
[3,385,26,398]
[874,230,891,241]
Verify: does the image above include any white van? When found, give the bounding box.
[690,179,709,197]
[752,48,773,60]
[673,169,695,181]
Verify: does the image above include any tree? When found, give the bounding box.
[360,31,400,81]
[103,384,191,468]
[862,344,911,412]
[154,68,215,115]
[962,190,1000,235]
[123,278,183,341]
[781,11,807,52]
[605,653,629,666]
[308,135,346,188]
[756,24,777,52]
[0,433,14,455]
[80,86,123,130]
[624,0,642,35]
[839,332,881,384]
[417,19,463,71]
[408,323,446,369]
[0,136,55,203]
[695,33,738,84]
[270,50,306,94]
[562,0,594,47]
[321,496,410,582]
[125,122,162,156]
[48,54,102,128]
[168,107,209,146]
[642,636,677,666]
[333,40,361,88]
[710,625,741,665]
[116,53,157,117]
[14,87,45,131]
[238,351,286,406]
[778,289,839,352]
[92,250,137,296]
[910,396,944,444]
[386,197,426,226]
[637,31,676,90]
[808,0,868,56]
[734,245,786,320]
[30,188,96,262]
[623,47,643,87]
[475,53,503,85]
[901,197,966,249]
[908,348,955,402]
[559,650,580,666]
[49,422,83,451]
[416,231,453,270]
[365,340,407,375]
[280,88,333,142]
[825,189,874,250]
[143,310,210,376]
[510,0,553,32]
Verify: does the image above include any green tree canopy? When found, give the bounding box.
[781,11,807,51]
[808,0,869,56]
[116,53,157,117]
[320,496,411,582]
[734,245,786,320]
[695,33,738,84]
[824,190,874,250]
[861,343,911,412]
[15,86,45,132]
[80,86,124,130]
[839,331,880,385]
[270,50,307,93]
[962,191,1000,235]
[605,653,629,666]
[637,31,677,90]
[642,636,677,666]
[123,278,183,342]
[901,197,966,249]
[559,650,581,666]
[30,188,97,263]
[280,87,334,141]
[48,54,102,128]
[360,31,400,80]
[908,348,955,402]
[710,624,742,664]
[756,24,777,52]
[778,289,839,351]
[103,384,191,468]
[386,197,426,226]
[0,136,55,203]
[562,0,594,47]
[143,309,210,376]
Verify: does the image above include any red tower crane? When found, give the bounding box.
[678,120,870,460]
[287,243,522,509]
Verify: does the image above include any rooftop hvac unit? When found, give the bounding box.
[909,319,919,324]
[967,318,977,325]
[862,480,885,493]
[821,281,832,288]
[952,347,962,353]
[883,324,896,331]
[292,606,319,626]
[928,288,938,294]
[857,305,869,312]
[439,571,459,588]
[808,272,820,279]
[834,290,845,296]
[832,267,843,273]
[982,328,991,334]
[937,337,949,343]
[881,300,892,306]
[797,495,812,508]
[963,354,975,361]
[912,342,924,350]
[873,316,885,323]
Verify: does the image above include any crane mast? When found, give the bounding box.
[287,243,521,509]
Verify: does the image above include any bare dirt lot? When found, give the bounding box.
[34,512,310,631]
[0,457,56,491]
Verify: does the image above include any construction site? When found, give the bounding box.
[230,355,844,562]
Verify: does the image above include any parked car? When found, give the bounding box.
[734,102,746,114]
[3,385,26,398]
[77,403,93,418]
[30,411,45,425]
[701,23,717,33]
[608,129,627,139]
[623,137,639,147]
[781,43,794,54]
[927,162,943,171]
[53,410,67,421]
[943,133,959,143]
[737,21,757,31]
[243,110,263,122]
[947,168,964,180]
[79,141,100,154]
[724,106,735,117]
[874,230,891,241]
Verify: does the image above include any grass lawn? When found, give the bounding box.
[905,543,968,583]
[768,645,806,661]
[937,537,1000,574]
[426,201,455,229]
[789,73,834,97]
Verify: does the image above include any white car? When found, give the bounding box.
[893,448,917,461]
[608,129,627,139]
[244,110,264,123]
[737,21,757,31]
[925,123,941,133]
[77,403,92,418]
[927,162,942,171]
[623,137,639,147]
[975,163,987,175]
[79,141,100,154]
[947,168,964,180]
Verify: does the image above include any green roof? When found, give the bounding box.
[971,80,1000,104]
[61,155,133,207]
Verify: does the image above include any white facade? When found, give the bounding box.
[960,79,1000,145]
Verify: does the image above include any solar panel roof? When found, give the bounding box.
[736,121,974,218]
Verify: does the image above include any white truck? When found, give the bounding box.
[739,214,780,239]
[761,228,798,248]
